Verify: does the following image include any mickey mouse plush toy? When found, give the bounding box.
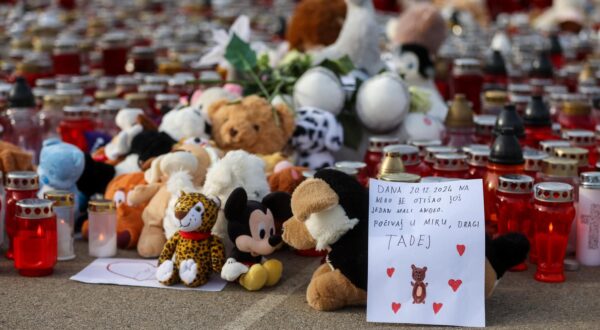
[221,187,292,291]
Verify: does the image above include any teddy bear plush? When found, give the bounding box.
[156,191,225,287]
[81,172,147,249]
[291,106,344,170]
[0,141,35,177]
[282,169,530,311]
[128,144,214,258]
[37,138,85,210]
[202,150,271,244]
[206,95,295,155]
[268,161,307,195]
[220,187,291,291]
[158,106,209,142]
[286,0,347,52]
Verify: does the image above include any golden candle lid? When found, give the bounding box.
[379,172,421,182]
[541,157,578,177]
[158,61,183,75]
[445,94,474,128]
[124,92,149,101]
[484,90,508,104]
[379,147,406,178]
[88,199,116,213]
[579,62,596,83]
[43,93,71,109]
[553,147,589,168]
[94,90,118,102]
[44,190,74,207]
[562,100,591,116]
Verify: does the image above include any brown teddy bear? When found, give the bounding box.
[0,141,35,177]
[207,96,295,156]
[286,0,347,51]
[128,143,215,258]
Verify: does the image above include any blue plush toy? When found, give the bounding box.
[37,138,86,210]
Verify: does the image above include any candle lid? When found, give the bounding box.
[541,157,578,177]
[88,199,116,213]
[138,84,164,94]
[420,177,458,183]
[484,50,507,75]
[145,75,170,85]
[565,130,594,146]
[494,104,525,137]
[433,153,468,171]
[474,114,496,136]
[116,75,138,86]
[44,190,74,207]
[445,94,474,128]
[302,170,315,178]
[466,147,490,167]
[530,51,553,78]
[489,127,524,165]
[562,100,591,116]
[523,149,549,171]
[554,147,589,168]
[368,136,400,152]
[379,172,421,183]
[523,95,551,127]
[9,77,35,108]
[16,199,54,219]
[539,140,571,154]
[6,171,39,190]
[581,172,600,188]
[453,58,481,74]
[408,139,442,156]
[334,161,366,171]
[498,174,534,194]
[483,90,508,104]
[383,145,420,166]
[95,90,118,101]
[543,85,567,96]
[424,146,457,163]
[534,182,574,203]
[63,105,91,117]
[155,93,180,102]
[508,83,532,95]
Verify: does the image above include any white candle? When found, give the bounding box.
[57,218,75,260]
[89,232,117,258]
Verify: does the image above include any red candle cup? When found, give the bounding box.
[473,115,497,145]
[363,136,399,179]
[466,146,490,179]
[523,149,549,180]
[432,153,470,179]
[52,38,81,76]
[450,58,483,114]
[5,172,39,260]
[559,100,594,131]
[13,199,57,277]
[496,174,534,271]
[58,105,95,152]
[100,32,129,76]
[565,130,598,166]
[533,182,576,283]
[127,46,157,74]
[421,146,457,178]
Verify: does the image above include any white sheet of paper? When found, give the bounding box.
[367,179,485,327]
[70,258,228,292]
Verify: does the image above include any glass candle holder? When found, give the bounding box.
[5,172,39,259]
[496,174,534,271]
[58,105,95,152]
[155,94,180,116]
[432,153,470,179]
[577,172,600,266]
[13,199,57,277]
[378,146,405,179]
[44,191,75,261]
[127,46,156,73]
[540,140,571,156]
[565,130,598,166]
[523,149,548,179]
[421,146,458,178]
[52,38,81,76]
[335,161,369,187]
[363,136,399,178]
[100,32,129,76]
[443,94,475,148]
[554,147,592,174]
[115,75,138,97]
[482,90,508,116]
[408,139,442,160]
[383,144,423,177]
[559,100,594,131]
[451,58,483,113]
[473,115,496,145]
[533,182,576,283]
[88,199,117,258]
[466,147,490,179]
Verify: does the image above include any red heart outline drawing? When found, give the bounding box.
[391,302,401,314]
[433,302,443,314]
[386,267,395,278]
[456,244,466,256]
[448,279,462,292]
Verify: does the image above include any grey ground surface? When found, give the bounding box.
[1,240,599,329]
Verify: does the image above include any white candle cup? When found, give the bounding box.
[577,172,600,266]
[44,191,76,261]
[88,199,117,258]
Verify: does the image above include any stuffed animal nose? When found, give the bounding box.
[175,210,187,220]
[229,128,238,137]
[268,235,282,247]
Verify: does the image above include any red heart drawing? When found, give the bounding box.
[456,244,466,256]
[433,302,443,314]
[386,267,395,278]
[448,279,462,292]
[391,302,401,314]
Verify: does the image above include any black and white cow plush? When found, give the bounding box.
[291,107,344,170]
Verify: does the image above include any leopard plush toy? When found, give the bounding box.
[156,192,225,287]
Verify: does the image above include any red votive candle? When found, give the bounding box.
[52,38,81,76]
[363,136,399,178]
[58,105,95,152]
[5,172,39,260]
[451,58,483,114]
[432,153,470,179]
[533,182,576,283]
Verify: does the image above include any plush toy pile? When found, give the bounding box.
[0,0,598,319]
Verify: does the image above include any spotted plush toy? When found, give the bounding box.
[156,192,225,287]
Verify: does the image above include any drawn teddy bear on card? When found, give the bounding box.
[411,264,428,304]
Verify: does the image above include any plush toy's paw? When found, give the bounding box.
[221,258,249,282]
[263,259,283,287]
[306,268,367,311]
[179,259,198,285]
[239,264,268,291]
[156,260,175,283]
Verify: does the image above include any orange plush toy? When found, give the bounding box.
[0,141,35,176]
[267,161,307,195]
[82,172,147,249]
[286,0,347,51]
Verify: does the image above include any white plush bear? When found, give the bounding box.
[159,106,209,142]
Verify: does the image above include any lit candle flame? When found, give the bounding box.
[99,233,105,241]
[549,223,553,233]
[37,225,43,237]
[60,219,65,225]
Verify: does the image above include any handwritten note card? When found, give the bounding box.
[367,179,485,327]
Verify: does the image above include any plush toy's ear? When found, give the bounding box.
[224,187,248,222]
[262,192,292,221]
[210,196,221,209]
[411,264,416,270]
[144,155,164,184]
[274,103,296,139]
[206,98,231,121]
[137,114,158,131]
[423,266,427,271]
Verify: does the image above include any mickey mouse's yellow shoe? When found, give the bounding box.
[263,259,283,287]
[239,264,268,291]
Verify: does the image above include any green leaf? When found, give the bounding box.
[319,55,355,76]
[224,34,257,72]
[337,112,363,150]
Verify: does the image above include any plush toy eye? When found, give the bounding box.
[195,206,202,212]
[259,229,266,239]
[270,227,275,237]
[253,124,260,132]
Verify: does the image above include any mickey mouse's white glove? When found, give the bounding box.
[220,258,249,282]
